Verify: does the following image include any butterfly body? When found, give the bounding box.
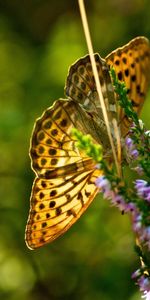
[25,37,150,249]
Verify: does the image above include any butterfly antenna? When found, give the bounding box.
[78,0,120,176]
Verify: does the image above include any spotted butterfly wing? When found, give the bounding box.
[106,36,150,136]
[25,98,108,249]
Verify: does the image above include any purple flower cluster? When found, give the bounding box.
[95,119,150,298]
[133,180,150,250]
[124,135,145,175]
[132,270,150,299]
[95,176,136,213]
[132,211,150,251]
[124,120,148,175]
[95,174,150,297]
[96,175,150,250]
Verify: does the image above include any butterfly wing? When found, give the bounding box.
[106,36,150,136]
[65,53,118,144]
[25,99,102,249]
[26,170,100,250]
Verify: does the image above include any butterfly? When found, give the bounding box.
[25,36,150,249]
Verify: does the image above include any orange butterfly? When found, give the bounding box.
[25,37,150,249]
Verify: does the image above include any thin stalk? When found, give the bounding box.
[78,0,120,176]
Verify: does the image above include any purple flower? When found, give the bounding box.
[130,149,139,158]
[132,212,142,232]
[111,194,126,210]
[142,291,150,299]
[140,226,150,249]
[125,202,137,213]
[135,179,148,189]
[125,137,133,148]
[96,176,114,200]
[135,180,150,202]
[95,176,111,191]
[125,136,139,161]
[138,275,150,292]
[132,268,141,279]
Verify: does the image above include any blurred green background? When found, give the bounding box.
[0,1,150,299]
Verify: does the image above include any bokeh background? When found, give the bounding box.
[0,1,150,299]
